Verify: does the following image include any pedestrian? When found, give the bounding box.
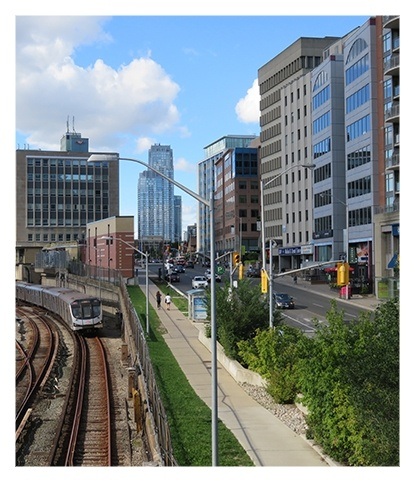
[156,290,162,309]
[293,275,297,284]
[165,293,171,310]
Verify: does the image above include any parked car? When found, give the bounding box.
[274,293,295,309]
[192,276,208,289]
[204,269,221,282]
[166,272,180,283]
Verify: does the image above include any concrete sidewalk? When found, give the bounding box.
[139,276,332,467]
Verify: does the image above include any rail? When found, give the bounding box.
[67,263,177,466]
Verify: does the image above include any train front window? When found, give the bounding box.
[80,301,93,318]
[71,302,81,318]
[92,299,101,317]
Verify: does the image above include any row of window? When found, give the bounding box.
[346,84,370,114]
[345,53,369,85]
[312,85,330,110]
[346,114,371,141]
[313,111,331,135]
[28,232,82,242]
[313,206,373,234]
[27,173,97,182]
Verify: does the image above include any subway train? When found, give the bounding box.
[16,282,103,332]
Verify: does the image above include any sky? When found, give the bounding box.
[4,1,411,478]
[10,6,378,237]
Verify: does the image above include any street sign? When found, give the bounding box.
[216,266,225,275]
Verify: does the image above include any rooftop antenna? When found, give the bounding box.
[72,116,77,134]
[66,116,70,133]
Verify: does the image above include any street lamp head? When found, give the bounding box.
[88,154,119,163]
[300,163,316,169]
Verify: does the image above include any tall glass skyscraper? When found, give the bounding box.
[137,144,175,243]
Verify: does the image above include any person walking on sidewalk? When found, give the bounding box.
[156,291,162,309]
[165,293,171,310]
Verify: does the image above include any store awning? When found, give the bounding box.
[387,253,399,269]
[324,266,354,273]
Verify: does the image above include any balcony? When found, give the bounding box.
[385,151,400,170]
[385,103,400,124]
[384,54,399,77]
[383,16,399,30]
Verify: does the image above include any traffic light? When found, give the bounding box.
[336,262,350,286]
[238,263,244,280]
[232,252,240,266]
[261,269,268,293]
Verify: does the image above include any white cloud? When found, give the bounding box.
[235,78,260,124]
[135,137,155,153]
[175,157,197,173]
[16,17,182,151]
[181,201,198,232]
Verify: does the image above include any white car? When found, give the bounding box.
[192,276,208,289]
[204,269,221,282]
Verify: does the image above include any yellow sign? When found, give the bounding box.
[261,269,268,293]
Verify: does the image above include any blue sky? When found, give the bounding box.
[10,6,378,236]
[4,3,411,477]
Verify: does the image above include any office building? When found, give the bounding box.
[258,37,339,271]
[15,127,119,282]
[197,135,256,257]
[214,146,260,255]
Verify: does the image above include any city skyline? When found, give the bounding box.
[12,10,373,234]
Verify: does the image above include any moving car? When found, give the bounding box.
[246,267,261,278]
[185,260,194,268]
[204,269,222,282]
[274,293,295,309]
[173,265,186,273]
[192,276,208,289]
[166,272,180,283]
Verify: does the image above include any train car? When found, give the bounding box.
[16,282,103,332]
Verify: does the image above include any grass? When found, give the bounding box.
[127,284,254,467]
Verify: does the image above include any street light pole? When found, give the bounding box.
[101,235,150,334]
[261,163,315,328]
[88,153,219,466]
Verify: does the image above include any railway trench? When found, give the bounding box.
[15,305,148,466]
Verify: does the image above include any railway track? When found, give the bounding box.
[16,302,137,466]
[15,306,59,434]
[65,334,112,466]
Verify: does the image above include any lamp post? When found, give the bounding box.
[261,163,315,328]
[88,153,219,466]
[101,235,150,334]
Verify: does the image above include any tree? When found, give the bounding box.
[238,324,309,403]
[297,299,399,466]
[205,279,279,361]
